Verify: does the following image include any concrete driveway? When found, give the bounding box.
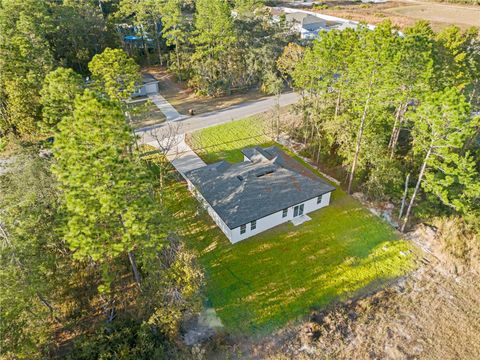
[148,134,206,178]
[148,94,186,122]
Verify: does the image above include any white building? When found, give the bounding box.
[132,74,159,97]
[184,146,335,243]
[276,7,374,39]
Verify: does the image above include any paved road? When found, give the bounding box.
[136,92,300,144]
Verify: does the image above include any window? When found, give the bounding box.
[282,208,288,218]
[251,220,256,230]
[240,224,246,234]
[317,195,322,204]
[294,204,304,217]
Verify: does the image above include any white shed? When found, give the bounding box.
[132,74,159,97]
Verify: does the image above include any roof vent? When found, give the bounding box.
[237,175,244,181]
[256,170,275,178]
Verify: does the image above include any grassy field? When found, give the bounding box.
[173,117,416,334]
[186,116,274,163]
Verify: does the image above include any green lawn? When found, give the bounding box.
[170,117,417,334]
[186,116,274,163]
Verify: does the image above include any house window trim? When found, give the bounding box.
[293,203,304,217]
[282,208,288,218]
[240,224,246,234]
[317,195,322,204]
[250,220,257,230]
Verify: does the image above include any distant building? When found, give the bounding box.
[184,146,335,243]
[132,74,159,98]
[274,7,366,39]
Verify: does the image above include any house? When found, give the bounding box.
[273,7,366,39]
[132,74,159,97]
[285,12,327,39]
[281,11,361,39]
[184,146,335,243]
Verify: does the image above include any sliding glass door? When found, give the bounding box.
[293,204,304,217]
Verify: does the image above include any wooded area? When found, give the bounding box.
[0,0,478,358]
[283,20,479,235]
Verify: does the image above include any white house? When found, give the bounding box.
[132,74,159,97]
[285,12,329,39]
[184,146,335,243]
[276,7,374,39]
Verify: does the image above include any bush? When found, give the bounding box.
[67,319,177,360]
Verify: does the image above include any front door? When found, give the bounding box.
[293,204,304,217]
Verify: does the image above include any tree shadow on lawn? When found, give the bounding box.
[161,137,416,336]
[196,210,415,335]
[167,169,415,335]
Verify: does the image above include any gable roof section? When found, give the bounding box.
[185,146,335,229]
[142,73,159,84]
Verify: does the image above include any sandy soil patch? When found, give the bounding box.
[310,0,480,30]
[208,228,480,359]
[386,2,480,28]
[144,67,269,116]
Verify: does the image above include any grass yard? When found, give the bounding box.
[127,98,165,129]
[186,116,274,163]
[173,117,417,334]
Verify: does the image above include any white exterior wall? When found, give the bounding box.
[187,178,333,244]
[132,82,158,97]
[230,191,332,243]
[145,82,159,94]
[186,180,233,240]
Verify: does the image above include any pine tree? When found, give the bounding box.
[191,0,237,95]
[88,48,141,102]
[161,0,187,77]
[52,90,164,290]
[0,0,54,137]
[401,88,476,231]
[40,67,83,132]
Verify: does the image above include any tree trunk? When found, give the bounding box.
[334,90,341,121]
[347,87,372,194]
[175,39,181,79]
[140,25,150,66]
[37,292,62,325]
[399,172,410,220]
[388,101,403,148]
[400,146,432,232]
[128,251,142,288]
[389,102,406,158]
[153,20,163,66]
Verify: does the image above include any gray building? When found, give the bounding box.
[185,146,335,243]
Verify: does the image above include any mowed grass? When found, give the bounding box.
[175,117,416,334]
[186,116,274,163]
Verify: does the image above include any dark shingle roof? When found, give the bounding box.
[185,146,335,229]
[142,74,158,84]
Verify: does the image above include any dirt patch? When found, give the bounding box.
[386,2,480,28]
[183,308,224,346]
[309,0,480,31]
[127,98,166,129]
[143,66,269,116]
[202,228,480,359]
